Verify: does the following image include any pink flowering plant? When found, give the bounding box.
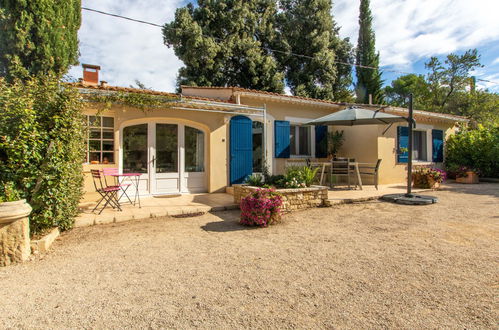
[240,188,283,227]
[412,166,446,188]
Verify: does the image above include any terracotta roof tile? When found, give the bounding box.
[70,82,236,104]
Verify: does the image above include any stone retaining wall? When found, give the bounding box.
[233,185,329,212]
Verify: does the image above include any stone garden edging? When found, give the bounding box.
[30,227,60,254]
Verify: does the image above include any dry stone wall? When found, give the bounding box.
[233,185,329,212]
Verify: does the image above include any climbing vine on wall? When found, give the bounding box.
[83,90,181,111]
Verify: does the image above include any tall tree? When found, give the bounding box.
[0,0,81,79]
[384,49,496,126]
[384,74,429,108]
[277,0,354,101]
[355,0,383,104]
[163,1,284,92]
[425,49,482,110]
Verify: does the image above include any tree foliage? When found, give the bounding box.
[0,0,81,79]
[445,125,499,178]
[384,49,497,125]
[277,0,353,100]
[355,0,384,104]
[163,0,284,92]
[0,77,86,233]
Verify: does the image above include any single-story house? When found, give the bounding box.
[77,64,467,201]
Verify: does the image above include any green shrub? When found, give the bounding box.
[265,175,286,188]
[445,125,499,178]
[0,76,85,232]
[0,181,22,203]
[283,166,318,188]
[244,174,264,187]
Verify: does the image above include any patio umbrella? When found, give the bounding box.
[305,102,437,205]
[304,106,407,126]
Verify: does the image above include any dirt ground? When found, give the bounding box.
[0,183,497,329]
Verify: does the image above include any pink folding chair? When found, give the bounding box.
[102,168,133,205]
[90,169,122,214]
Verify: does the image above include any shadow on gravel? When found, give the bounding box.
[201,211,256,232]
[441,182,499,198]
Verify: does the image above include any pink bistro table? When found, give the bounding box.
[111,173,142,208]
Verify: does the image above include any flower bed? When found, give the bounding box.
[234,185,329,212]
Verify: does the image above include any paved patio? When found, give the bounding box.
[327,183,429,204]
[76,183,427,227]
[75,193,237,227]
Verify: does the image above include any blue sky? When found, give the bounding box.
[69,0,499,93]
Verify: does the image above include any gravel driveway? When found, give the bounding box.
[1,184,497,328]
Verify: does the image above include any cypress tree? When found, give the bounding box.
[278,0,353,101]
[355,0,384,104]
[0,0,81,79]
[163,0,284,92]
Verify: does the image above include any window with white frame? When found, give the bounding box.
[87,115,115,164]
[412,130,427,161]
[290,125,311,156]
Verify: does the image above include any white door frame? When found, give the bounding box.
[119,118,208,195]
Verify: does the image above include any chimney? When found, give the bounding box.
[82,64,101,85]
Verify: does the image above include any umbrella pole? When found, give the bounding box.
[381,93,438,205]
[406,94,414,196]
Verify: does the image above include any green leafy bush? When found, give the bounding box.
[244,174,264,187]
[0,76,85,232]
[283,166,319,188]
[0,181,22,203]
[445,125,499,178]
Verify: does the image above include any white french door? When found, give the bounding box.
[151,123,181,194]
[122,121,206,196]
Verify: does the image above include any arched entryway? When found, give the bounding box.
[121,120,207,195]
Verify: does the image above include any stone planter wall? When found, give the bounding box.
[0,199,32,267]
[233,185,329,212]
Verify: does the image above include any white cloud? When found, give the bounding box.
[492,57,499,65]
[334,0,499,69]
[68,0,184,92]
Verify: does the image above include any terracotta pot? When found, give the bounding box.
[456,171,479,184]
[0,199,32,224]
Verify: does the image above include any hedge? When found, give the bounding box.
[445,125,499,178]
[0,77,85,233]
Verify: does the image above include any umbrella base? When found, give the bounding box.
[381,193,438,205]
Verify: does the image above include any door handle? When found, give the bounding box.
[151,156,155,167]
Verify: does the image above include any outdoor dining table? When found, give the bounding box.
[310,161,364,190]
[110,172,142,208]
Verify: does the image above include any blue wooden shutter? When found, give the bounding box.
[315,126,328,158]
[397,126,409,163]
[230,116,253,184]
[432,129,444,162]
[274,120,290,158]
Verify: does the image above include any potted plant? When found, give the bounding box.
[327,130,345,160]
[0,181,32,223]
[455,166,480,184]
[412,166,446,189]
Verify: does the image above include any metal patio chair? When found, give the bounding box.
[330,158,357,189]
[358,159,382,190]
[90,169,122,215]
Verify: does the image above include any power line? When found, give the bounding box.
[82,7,499,86]
[82,7,163,28]
[81,7,401,74]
